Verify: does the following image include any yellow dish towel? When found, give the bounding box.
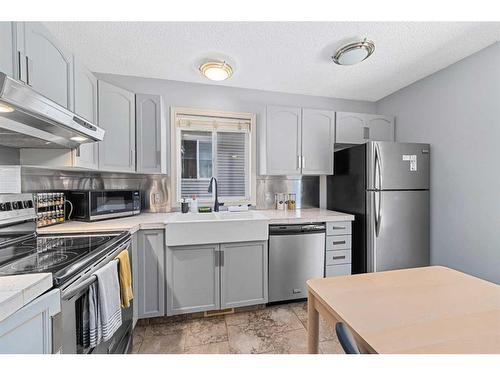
[115,249,133,308]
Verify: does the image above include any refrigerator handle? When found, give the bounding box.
[374,143,382,190]
[375,190,382,237]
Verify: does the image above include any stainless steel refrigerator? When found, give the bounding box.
[327,141,430,273]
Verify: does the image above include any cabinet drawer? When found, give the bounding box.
[325,250,351,266]
[325,235,351,250]
[325,264,351,277]
[326,221,351,236]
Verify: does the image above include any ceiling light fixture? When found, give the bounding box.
[199,61,233,81]
[332,39,375,66]
[0,102,15,113]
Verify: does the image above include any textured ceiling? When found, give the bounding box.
[44,22,500,101]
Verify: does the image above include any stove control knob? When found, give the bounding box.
[0,203,5,211]
[23,200,33,208]
[12,201,19,210]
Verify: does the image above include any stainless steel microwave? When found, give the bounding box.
[66,190,141,222]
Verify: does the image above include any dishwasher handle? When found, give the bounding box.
[269,223,326,235]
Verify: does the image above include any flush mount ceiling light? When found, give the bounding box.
[332,39,375,66]
[199,61,233,81]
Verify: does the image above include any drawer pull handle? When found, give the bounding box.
[332,255,346,260]
[332,226,346,230]
[332,241,346,245]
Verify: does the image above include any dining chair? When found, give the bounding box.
[335,322,361,354]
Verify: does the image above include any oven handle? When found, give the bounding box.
[61,239,131,300]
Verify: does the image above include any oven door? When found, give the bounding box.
[60,238,133,354]
[89,191,139,221]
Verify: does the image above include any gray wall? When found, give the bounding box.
[95,74,376,206]
[376,42,500,284]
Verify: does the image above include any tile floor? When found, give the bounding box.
[132,301,344,354]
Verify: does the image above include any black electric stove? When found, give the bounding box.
[0,193,129,287]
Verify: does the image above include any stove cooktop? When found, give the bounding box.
[0,234,116,277]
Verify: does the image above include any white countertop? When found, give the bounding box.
[0,273,53,322]
[38,208,354,234]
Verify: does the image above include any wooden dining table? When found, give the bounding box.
[306,266,500,354]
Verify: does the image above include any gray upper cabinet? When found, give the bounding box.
[263,105,302,175]
[17,22,74,109]
[0,22,15,78]
[220,241,268,309]
[166,244,220,316]
[73,57,98,169]
[301,109,335,175]
[98,80,136,172]
[136,230,165,319]
[336,112,394,144]
[136,93,164,174]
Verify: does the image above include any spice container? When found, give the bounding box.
[275,193,286,210]
[287,193,296,210]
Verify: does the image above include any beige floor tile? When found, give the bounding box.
[131,337,142,354]
[145,320,189,336]
[292,304,337,342]
[138,332,185,354]
[226,304,303,334]
[267,328,309,354]
[227,324,275,354]
[184,341,230,354]
[319,339,345,354]
[184,316,228,348]
[133,325,147,341]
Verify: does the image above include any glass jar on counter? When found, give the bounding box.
[275,193,286,210]
[287,193,296,210]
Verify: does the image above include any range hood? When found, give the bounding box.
[0,72,105,149]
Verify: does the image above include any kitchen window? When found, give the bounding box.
[172,108,256,205]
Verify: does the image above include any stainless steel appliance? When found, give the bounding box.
[0,193,133,354]
[327,141,430,273]
[66,190,141,222]
[268,224,326,302]
[0,72,104,149]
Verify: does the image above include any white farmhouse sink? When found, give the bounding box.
[165,211,269,246]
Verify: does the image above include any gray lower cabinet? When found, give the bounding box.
[166,241,268,316]
[166,244,220,316]
[98,80,136,172]
[130,232,139,327]
[136,230,165,319]
[16,22,74,109]
[73,57,98,169]
[136,93,164,174]
[0,289,60,354]
[0,22,14,78]
[220,241,268,309]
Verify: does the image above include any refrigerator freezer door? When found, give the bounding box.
[366,142,430,190]
[367,190,430,272]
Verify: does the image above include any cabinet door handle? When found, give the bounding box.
[332,226,346,230]
[332,241,346,245]
[214,250,219,267]
[297,155,301,169]
[220,250,224,267]
[17,51,26,82]
[26,56,33,86]
[332,255,346,260]
[302,156,306,169]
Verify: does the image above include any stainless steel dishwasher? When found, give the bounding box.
[268,223,326,303]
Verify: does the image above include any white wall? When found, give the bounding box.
[95,74,376,206]
[377,42,500,284]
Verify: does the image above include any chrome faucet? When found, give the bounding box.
[208,177,220,212]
